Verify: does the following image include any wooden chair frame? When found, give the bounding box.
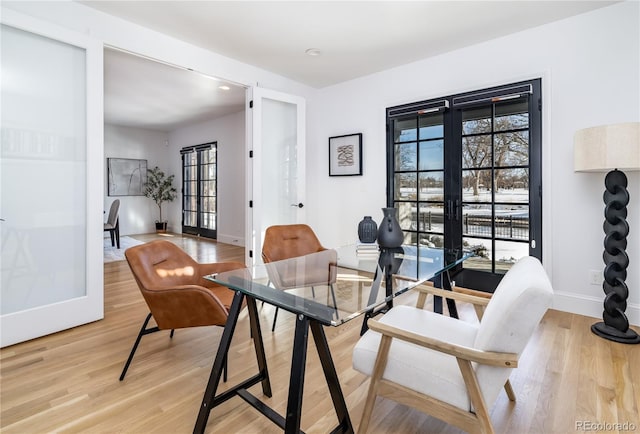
[359,284,517,434]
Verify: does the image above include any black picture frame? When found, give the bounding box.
[107,158,148,196]
[328,133,362,176]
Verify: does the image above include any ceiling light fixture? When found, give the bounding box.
[305,48,322,57]
[218,85,230,90]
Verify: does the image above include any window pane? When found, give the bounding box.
[495,100,528,131]
[462,204,492,238]
[495,168,529,202]
[495,205,529,240]
[419,203,444,233]
[185,211,196,226]
[419,234,443,248]
[462,106,491,134]
[395,142,417,170]
[208,164,216,178]
[419,140,443,171]
[394,173,417,200]
[463,169,492,202]
[397,202,415,231]
[494,240,529,274]
[462,135,492,169]
[419,172,443,201]
[494,131,528,167]
[394,118,417,142]
[418,114,443,140]
[183,195,196,212]
[462,237,492,271]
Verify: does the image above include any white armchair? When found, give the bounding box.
[352,256,554,434]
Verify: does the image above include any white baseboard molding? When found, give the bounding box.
[216,234,245,247]
[553,291,640,327]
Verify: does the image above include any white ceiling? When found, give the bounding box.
[94,1,617,131]
[104,48,245,131]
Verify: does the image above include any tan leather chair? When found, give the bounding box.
[120,239,246,380]
[262,224,338,331]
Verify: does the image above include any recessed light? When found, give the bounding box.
[218,85,230,90]
[305,48,322,57]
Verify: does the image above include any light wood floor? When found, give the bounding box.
[1,233,639,433]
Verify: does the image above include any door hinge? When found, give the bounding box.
[249,200,253,208]
[539,184,542,198]
[249,150,253,158]
[538,98,542,111]
[249,250,253,258]
[249,100,253,109]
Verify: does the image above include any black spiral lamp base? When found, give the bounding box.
[591,169,639,344]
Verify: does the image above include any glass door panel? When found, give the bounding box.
[0,13,102,347]
[461,97,532,275]
[387,79,541,292]
[182,143,216,238]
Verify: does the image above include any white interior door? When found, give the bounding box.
[247,87,305,267]
[0,9,103,347]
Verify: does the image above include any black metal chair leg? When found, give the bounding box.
[120,313,159,381]
[271,307,279,332]
[170,329,175,338]
[223,352,228,382]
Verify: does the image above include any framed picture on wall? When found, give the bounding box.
[107,158,148,196]
[329,133,362,176]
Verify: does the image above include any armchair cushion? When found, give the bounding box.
[353,305,479,410]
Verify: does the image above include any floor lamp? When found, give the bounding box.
[574,122,640,344]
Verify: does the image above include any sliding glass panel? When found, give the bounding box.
[1,24,86,315]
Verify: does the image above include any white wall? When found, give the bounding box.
[307,1,640,324]
[168,110,246,246]
[104,124,171,235]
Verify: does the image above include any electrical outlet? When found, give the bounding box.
[589,270,602,285]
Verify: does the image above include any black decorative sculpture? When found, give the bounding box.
[592,170,639,343]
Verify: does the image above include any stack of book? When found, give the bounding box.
[356,242,379,258]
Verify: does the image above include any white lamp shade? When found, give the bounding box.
[574,122,640,172]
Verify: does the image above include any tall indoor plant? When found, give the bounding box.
[143,166,177,232]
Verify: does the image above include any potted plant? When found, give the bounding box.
[143,166,177,233]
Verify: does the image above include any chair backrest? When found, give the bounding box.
[472,256,553,406]
[106,199,120,226]
[125,240,200,290]
[262,224,325,262]
[474,256,553,354]
[262,224,337,289]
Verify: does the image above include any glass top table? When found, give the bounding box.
[194,244,472,434]
[206,245,471,327]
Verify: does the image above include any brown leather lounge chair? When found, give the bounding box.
[119,240,246,381]
[261,224,338,331]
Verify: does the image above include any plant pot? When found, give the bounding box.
[155,221,168,233]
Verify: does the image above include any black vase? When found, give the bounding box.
[358,216,378,243]
[377,207,403,248]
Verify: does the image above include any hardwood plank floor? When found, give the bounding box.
[1,233,638,433]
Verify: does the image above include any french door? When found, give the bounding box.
[247,88,305,267]
[386,79,542,292]
[0,9,103,347]
[181,143,217,239]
